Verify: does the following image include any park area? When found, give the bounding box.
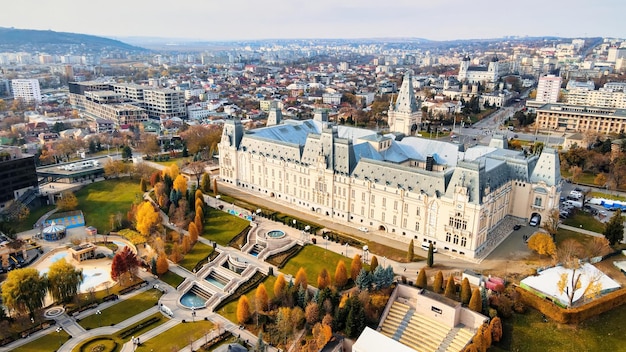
[74,179,142,232]
[202,206,250,246]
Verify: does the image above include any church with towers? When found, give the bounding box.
[218,73,560,261]
[458,55,500,85]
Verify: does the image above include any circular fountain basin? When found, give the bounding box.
[267,230,286,239]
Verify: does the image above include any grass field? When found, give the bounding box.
[491,305,626,352]
[14,204,55,232]
[219,275,278,324]
[178,241,214,271]
[136,320,213,351]
[71,312,168,352]
[78,289,161,329]
[589,191,626,202]
[280,245,367,287]
[74,179,141,233]
[14,330,70,352]
[159,271,185,288]
[202,206,250,245]
[562,211,605,233]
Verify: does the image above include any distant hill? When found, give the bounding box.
[0,27,145,52]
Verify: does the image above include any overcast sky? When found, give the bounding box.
[1,0,624,41]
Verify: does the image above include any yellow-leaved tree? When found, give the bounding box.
[135,201,161,236]
[173,174,188,194]
[237,295,251,325]
[527,232,556,258]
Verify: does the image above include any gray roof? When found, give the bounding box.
[232,118,560,204]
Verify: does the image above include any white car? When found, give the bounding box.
[358,227,369,232]
[421,243,437,253]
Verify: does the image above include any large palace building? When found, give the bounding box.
[218,74,561,260]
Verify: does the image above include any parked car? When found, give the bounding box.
[421,243,437,252]
[358,227,369,232]
[529,215,540,226]
[513,224,521,230]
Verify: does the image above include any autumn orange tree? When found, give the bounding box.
[188,222,199,244]
[236,295,251,325]
[135,201,161,236]
[334,260,348,289]
[295,267,308,290]
[156,253,169,275]
[416,268,427,288]
[255,283,269,313]
[317,268,331,290]
[274,274,287,300]
[469,288,482,313]
[433,271,444,293]
[350,254,362,281]
[527,232,556,258]
[461,277,472,304]
[489,316,503,343]
[444,275,456,299]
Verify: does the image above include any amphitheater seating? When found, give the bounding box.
[445,327,475,352]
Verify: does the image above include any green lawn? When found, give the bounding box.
[14,330,70,352]
[136,320,213,351]
[220,275,278,324]
[71,312,168,352]
[159,271,185,288]
[178,241,214,272]
[280,245,367,287]
[14,204,56,233]
[202,206,250,246]
[74,179,142,233]
[491,305,626,352]
[78,289,162,329]
[555,229,596,247]
[562,211,605,233]
[590,191,626,202]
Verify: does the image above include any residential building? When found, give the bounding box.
[143,88,186,119]
[11,79,42,103]
[535,103,626,134]
[0,146,38,210]
[536,74,562,103]
[219,77,561,260]
[322,93,342,105]
[566,88,626,109]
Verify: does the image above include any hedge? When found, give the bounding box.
[515,285,626,324]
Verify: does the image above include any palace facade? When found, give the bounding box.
[218,75,561,260]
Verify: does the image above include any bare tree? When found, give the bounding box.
[185,161,206,186]
[556,239,603,306]
[542,209,560,240]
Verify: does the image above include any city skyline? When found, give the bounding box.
[1,0,625,42]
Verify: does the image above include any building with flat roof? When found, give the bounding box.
[11,79,41,103]
[0,146,38,210]
[535,103,626,134]
[536,74,562,104]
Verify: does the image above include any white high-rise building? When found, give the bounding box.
[11,79,41,103]
[536,74,562,103]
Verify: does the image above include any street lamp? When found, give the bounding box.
[96,309,102,327]
[345,243,349,257]
[56,327,63,351]
[324,236,328,251]
[191,307,196,323]
[215,195,221,208]
[293,219,297,228]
